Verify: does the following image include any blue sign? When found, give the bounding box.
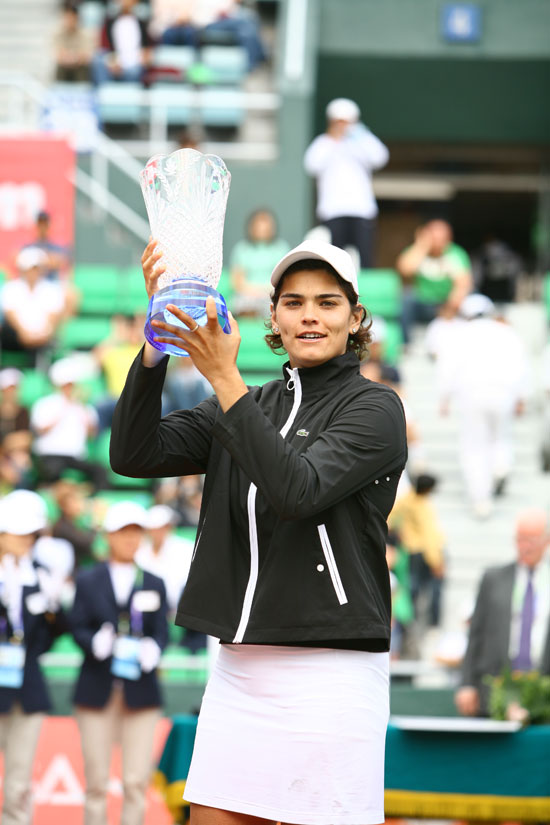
[441,4,482,42]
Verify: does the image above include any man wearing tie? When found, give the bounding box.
[455,508,550,716]
[70,501,168,825]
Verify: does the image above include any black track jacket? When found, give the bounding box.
[111,349,407,651]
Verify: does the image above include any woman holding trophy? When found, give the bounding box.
[111,151,407,825]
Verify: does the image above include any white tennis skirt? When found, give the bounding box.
[184,643,390,825]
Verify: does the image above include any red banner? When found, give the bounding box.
[0,716,173,825]
[0,135,75,273]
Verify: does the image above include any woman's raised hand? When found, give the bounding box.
[141,238,166,300]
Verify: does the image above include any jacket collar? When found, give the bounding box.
[282,352,360,396]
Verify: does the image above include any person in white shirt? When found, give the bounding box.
[304,98,389,269]
[30,357,107,490]
[136,505,194,612]
[0,248,65,366]
[438,294,529,518]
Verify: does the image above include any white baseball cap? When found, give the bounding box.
[103,501,147,533]
[146,505,176,529]
[460,293,495,320]
[326,98,360,123]
[270,240,359,297]
[16,246,48,272]
[0,368,23,390]
[49,357,82,387]
[0,490,48,535]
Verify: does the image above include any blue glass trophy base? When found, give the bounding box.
[144,279,230,357]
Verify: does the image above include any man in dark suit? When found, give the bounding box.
[70,501,168,825]
[0,490,66,825]
[455,508,550,717]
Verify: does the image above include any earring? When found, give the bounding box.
[351,328,357,334]
[272,326,279,334]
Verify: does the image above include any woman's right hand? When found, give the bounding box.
[141,238,166,300]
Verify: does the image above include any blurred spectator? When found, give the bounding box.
[455,508,550,717]
[152,0,266,71]
[22,211,72,282]
[386,530,414,659]
[93,313,144,430]
[163,357,211,415]
[0,369,30,444]
[472,235,522,306]
[229,209,289,318]
[0,490,66,825]
[0,431,33,493]
[155,474,203,527]
[92,0,152,86]
[136,505,194,611]
[304,97,389,269]
[53,3,94,83]
[359,316,402,385]
[541,338,550,473]
[0,247,66,366]
[389,474,446,632]
[396,219,472,344]
[438,294,529,519]
[31,357,107,490]
[52,480,97,570]
[70,501,168,825]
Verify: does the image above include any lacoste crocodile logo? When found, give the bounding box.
[296,429,309,437]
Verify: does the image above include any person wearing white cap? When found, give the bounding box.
[70,500,167,825]
[437,294,530,518]
[110,238,407,825]
[0,490,67,825]
[136,505,194,613]
[304,98,389,269]
[0,247,65,365]
[30,357,107,490]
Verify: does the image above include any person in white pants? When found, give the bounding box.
[438,294,529,518]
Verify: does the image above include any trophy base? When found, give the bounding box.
[144,279,230,358]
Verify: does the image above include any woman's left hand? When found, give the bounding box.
[151,296,247,410]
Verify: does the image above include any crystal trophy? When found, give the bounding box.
[140,148,231,357]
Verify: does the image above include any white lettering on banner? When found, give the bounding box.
[33,755,84,806]
[0,182,46,230]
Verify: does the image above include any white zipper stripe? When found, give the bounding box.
[232,483,259,643]
[317,523,348,606]
[232,367,303,643]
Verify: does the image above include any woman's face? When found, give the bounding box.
[271,269,362,370]
[249,212,275,242]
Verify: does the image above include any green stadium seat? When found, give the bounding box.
[74,264,120,315]
[152,45,195,78]
[382,320,403,366]
[149,84,194,125]
[120,267,149,315]
[57,317,112,351]
[97,82,143,124]
[199,87,245,128]
[358,269,403,320]
[19,370,52,408]
[199,46,247,85]
[88,429,154,491]
[236,318,280,374]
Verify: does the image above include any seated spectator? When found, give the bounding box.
[396,219,472,344]
[0,490,67,825]
[0,431,33,494]
[0,248,66,366]
[136,505,194,612]
[152,0,266,71]
[70,501,168,825]
[31,357,107,490]
[359,316,402,385]
[54,3,94,83]
[52,480,97,571]
[162,357,211,415]
[230,209,289,317]
[0,369,30,444]
[22,211,72,282]
[389,473,446,631]
[93,313,144,430]
[155,474,203,527]
[92,0,152,86]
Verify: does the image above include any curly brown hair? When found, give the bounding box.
[264,259,372,360]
